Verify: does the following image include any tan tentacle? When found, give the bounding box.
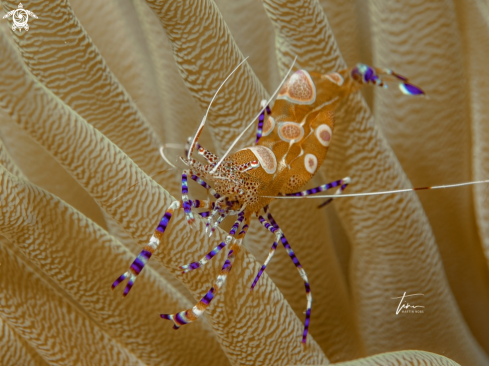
[370,0,489,352]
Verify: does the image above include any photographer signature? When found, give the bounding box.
[391,292,425,314]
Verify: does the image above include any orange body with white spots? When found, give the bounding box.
[198,67,363,216]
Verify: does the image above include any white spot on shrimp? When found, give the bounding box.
[277,70,316,105]
[304,153,318,174]
[246,146,277,174]
[324,72,344,86]
[315,124,332,147]
[263,116,275,136]
[278,122,304,142]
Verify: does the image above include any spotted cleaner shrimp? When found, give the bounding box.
[112,60,433,344]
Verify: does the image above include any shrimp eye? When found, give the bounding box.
[251,160,260,168]
[198,147,205,153]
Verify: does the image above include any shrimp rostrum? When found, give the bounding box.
[112,62,424,344]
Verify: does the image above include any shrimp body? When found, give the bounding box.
[112,63,424,344]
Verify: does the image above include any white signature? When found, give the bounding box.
[391,292,425,314]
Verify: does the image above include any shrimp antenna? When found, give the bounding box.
[210,56,298,174]
[187,56,250,160]
[262,179,489,200]
[160,144,184,169]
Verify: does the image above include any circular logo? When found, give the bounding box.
[3,3,38,32]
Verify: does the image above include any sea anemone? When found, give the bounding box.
[0,0,488,365]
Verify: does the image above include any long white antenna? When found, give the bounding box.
[210,56,298,174]
[159,146,177,169]
[187,57,250,160]
[262,179,489,199]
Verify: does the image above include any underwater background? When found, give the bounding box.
[0,0,489,365]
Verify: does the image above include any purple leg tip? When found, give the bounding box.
[392,72,408,82]
[364,67,373,83]
[250,280,258,291]
[399,83,425,96]
[251,267,266,290]
[123,286,132,297]
[317,198,333,209]
[112,272,128,290]
[122,277,136,297]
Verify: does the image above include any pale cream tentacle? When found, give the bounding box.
[455,0,489,309]
[0,237,147,366]
[331,350,461,366]
[370,0,489,352]
[0,305,48,366]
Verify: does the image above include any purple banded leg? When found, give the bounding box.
[181,174,216,222]
[205,210,218,233]
[286,177,351,209]
[255,100,271,144]
[378,67,426,95]
[317,178,350,208]
[190,174,221,199]
[266,212,278,230]
[351,64,425,96]
[236,220,250,243]
[180,241,227,274]
[161,218,250,329]
[193,200,215,220]
[188,199,213,210]
[209,212,227,237]
[267,212,312,344]
[231,212,245,235]
[205,196,227,233]
[181,170,195,225]
[258,215,279,234]
[112,200,181,296]
[180,213,245,273]
[286,177,350,197]
[250,215,282,291]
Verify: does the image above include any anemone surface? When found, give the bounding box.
[0,0,488,365]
